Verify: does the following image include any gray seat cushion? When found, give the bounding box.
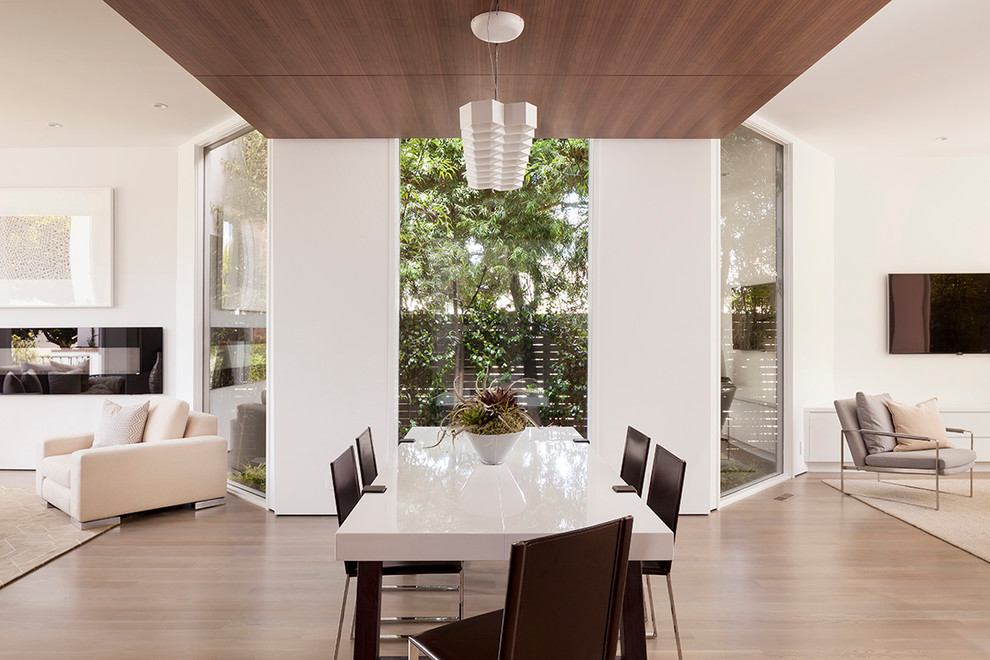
[864,448,977,474]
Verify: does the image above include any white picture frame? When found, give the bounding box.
[0,188,113,307]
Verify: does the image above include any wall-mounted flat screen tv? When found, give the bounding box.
[888,274,990,354]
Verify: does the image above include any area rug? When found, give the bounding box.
[0,484,117,587]
[823,477,990,563]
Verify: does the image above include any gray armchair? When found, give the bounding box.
[834,397,976,510]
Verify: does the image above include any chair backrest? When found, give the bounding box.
[330,446,362,525]
[620,426,651,496]
[355,426,377,488]
[330,446,363,575]
[498,517,632,660]
[834,398,868,467]
[646,445,687,573]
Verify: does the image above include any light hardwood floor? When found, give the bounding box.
[2,470,990,659]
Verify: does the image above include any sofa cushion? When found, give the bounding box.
[144,396,190,442]
[50,358,89,373]
[93,399,150,448]
[864,448,976,474]
[855,392,896,454]
[3,372,24,394]
[21,361,54,374]
[41,454,75,488]
[886,397,952,451]
[21,369,44,394]
[48,368,85,394]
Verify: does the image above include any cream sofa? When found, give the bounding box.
[36,396,228,528]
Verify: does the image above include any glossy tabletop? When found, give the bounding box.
[335,426,673,562]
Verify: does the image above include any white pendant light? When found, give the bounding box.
[494,101,537,191]
[460,9,537,191]
[460,100,505,190]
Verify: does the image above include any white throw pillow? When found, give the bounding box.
[92,400,150,448]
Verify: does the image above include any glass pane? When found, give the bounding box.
[205,130,268,496]
[720,125,783,495]
[398,138,589,439]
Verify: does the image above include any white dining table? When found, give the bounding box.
[335,426,674,660]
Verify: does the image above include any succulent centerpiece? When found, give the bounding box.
[435,374,536,465]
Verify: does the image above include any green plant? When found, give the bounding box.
[42,328,78,348]
[11,330,40,364]
[229,462,266,492]
[720,457,756,492]
[434,372,536,445]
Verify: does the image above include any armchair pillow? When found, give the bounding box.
[886,397,953,452]
[855,392,896,454]
[143,396,190,442]
[92,400,150,448]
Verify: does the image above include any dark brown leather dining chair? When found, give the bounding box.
[408,516,633,660]
[329,446,464,660]
[355,426,378,488]
[620,426,652,496]
[642,444,687,658]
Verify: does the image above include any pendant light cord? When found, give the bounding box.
[487,0,500,101]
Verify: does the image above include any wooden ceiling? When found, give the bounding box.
[104,0,890,139]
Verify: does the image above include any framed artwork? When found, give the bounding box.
[0,188,113,307]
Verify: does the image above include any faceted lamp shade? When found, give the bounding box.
[460,100,537,191]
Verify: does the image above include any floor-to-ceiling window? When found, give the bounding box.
[204,129,268,498]
[719,125,784,495]
[398,138,589,438]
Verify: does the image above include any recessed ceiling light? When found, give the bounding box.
[152,102,169,110]
[47,122,62,128]
[935,136,949,141]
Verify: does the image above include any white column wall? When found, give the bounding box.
[786,138,836,474]
[268,139,397,515]
[589,139,719,514]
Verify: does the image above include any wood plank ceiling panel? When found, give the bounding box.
[104,0,890,138]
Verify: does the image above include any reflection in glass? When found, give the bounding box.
[205,130,268,496]
[395,431,589,534]
[0,327,162,395]
[719,125,784,495]
[398,138,589,438]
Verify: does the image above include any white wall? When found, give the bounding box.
[782,131,836,475]
[589,139,719,514]
[268,139,397,515]
[0,147,179,467]
[833,156,990,405]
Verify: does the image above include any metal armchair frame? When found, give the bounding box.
[839,427,974,511]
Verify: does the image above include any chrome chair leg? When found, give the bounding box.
[644,574,658,639]
[350,572,465,640]
[333,575,350,660]
[936,466,940,511]
[667,574,683,660]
